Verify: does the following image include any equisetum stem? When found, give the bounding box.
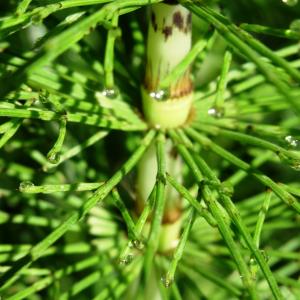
[142,1,193,128]
[136,1,195,254]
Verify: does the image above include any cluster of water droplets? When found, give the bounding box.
[285,135,299,149]
[149,89,169,102]
[19,181,34,192]
[278,135,300,171]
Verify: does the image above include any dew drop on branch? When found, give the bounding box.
[208,106,224,118]
[101,88,118,99]
[47,152,61,164]
[284,135,299,149]
[39,90,50,103]
[161,275,174,288]
[19,181,34,192]
[278,152,300,171]
[132,240,145,250]
[118,254,134,265]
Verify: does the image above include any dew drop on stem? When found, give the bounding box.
[101,88,119,99]
[260,250,270,262]
[131,239,145,250]
[208,106,225,118]
[118,254,134,265]
[39,90,50,103]
[19,181,34,192]
[47,152,61,164]
[149,89,169,102]
[161,275,174,288]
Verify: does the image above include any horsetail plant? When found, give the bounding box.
[0,0,300,299]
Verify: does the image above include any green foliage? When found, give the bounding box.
[0,0,300,299]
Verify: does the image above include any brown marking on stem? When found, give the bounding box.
[173,11,184,30]
[162,26,173,40]
[169,147,178,159]
[151,12,158,32]
[162,206,182,224]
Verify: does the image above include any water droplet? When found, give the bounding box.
[47,152,61,164]
[278,152,300,171]
[249,257,258,280]
[131,239,144,250]
[282,0,298,6]
[260,250,270,262]
[39,90,50,103]
[101,88,118,99]
[161,275,174,288]
[19,181,34,192]
[290,19,300,33]
[118,254,133,265]
[149,89,169,102]
[220,182,234,197]
[208,106,224,118]
[31,14,42,25]
[285,135,299,149]
[249,258,256,266]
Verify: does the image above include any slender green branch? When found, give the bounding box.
[253,190,272,249]
[213,50,232,110]
[0,107,146,131]
[119,185,156,264]
[240,23,300,40]
[19,182,104,194]
[104,13,120,89]
[46,117,67,164]
[144,132,166,280]
[111,188,139,240]
[164,208,195,286]
[44,130,108,171]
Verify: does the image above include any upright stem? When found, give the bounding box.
[142,2,193,128]
[137,2,194,254]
